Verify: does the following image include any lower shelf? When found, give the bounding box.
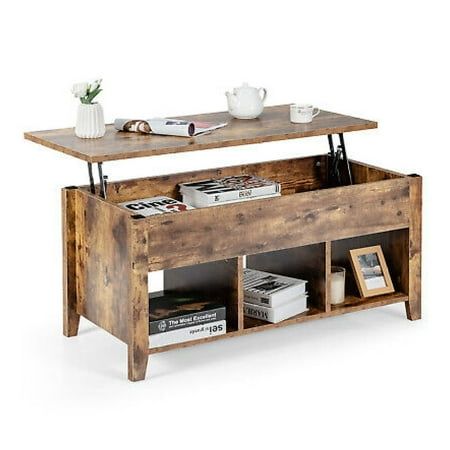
[148,292,408,355]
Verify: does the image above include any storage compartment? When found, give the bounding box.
[104,154,403,203]
[147,258,243,352]
[330,230,409,310]
[97,155,409,271]
[162,258,243,332]
[245,244,327,329]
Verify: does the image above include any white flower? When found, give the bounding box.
[89,82,99,92]
[71,82,88,98]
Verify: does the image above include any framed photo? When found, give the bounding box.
[349,245,395,298]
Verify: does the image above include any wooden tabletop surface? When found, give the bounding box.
[24,104,377,163]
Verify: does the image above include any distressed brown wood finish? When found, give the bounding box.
[405,175,422,320]
[75,189,132,343]
[350,159,404,183]
[128,219,149,381]
[146,177,410,271]
[105,155,327,203]
[62,187,80,336]
[24,106,377,163]
[55,158,419,380]
[84,157,401,203]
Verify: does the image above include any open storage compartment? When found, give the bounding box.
[330,230,409,311]
[245,244,327,329]
[147,258,243,353]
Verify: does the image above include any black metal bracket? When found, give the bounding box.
[87,162,108,199]
[327,133,353,187]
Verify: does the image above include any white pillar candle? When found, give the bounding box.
[330,266,346,305]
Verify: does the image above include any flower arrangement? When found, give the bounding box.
[71,79,102,104]
[72,79,105,138]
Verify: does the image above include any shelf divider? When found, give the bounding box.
[325,241,332,312]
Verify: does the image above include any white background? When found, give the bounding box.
[2,1,449,449]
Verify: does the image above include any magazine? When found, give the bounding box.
[118,196,194,216]
[114,118,227,137]
[179,175,281,207]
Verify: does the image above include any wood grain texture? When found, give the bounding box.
[405,175,422,320]
[164,258,242,330]
[146,178,410,271]
[75,189,132,343]
[62,187,80,336]
[247,243,327,312]
[148,292,407,355]
[350,159,404,183]
[105,155,327,203]
[128,219,149,381]
[24,106,377,163]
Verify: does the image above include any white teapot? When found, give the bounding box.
[225,83,267,119]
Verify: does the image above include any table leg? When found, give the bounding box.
[128,219,149,381]
[62,187,80,336]
[405,175,422,320]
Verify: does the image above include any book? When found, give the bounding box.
[181,191,280,208]
[179,175,281,206]
[149,291,226,335]
[243,295,308,323]
[114,118,227,137]
[150,320,226,348]
[243,268,307,308]
[118,196,194,216]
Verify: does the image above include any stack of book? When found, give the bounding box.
[119,196,194,216]
[179,174,281,208]
[243,269,308,323]
[149,291,226,348]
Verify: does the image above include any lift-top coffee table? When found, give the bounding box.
[25,105,422,381]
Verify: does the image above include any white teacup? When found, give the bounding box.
[290,104,320,124]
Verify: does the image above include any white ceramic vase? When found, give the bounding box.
[75,103,106,138]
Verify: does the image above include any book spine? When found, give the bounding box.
[150,307,226,335]
[243,290,272,306]
[243,303,273,322]
[182,192,280,208]
[204,184,280,204]
[181,184,280,205]
[244,293,272,307]
[244,293,308,309]
[244,299,309,324]
[149,320,226,348]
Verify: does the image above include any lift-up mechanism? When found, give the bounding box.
[327,133,353,187]
[87,162,108,199]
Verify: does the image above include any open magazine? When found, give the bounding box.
[114,118,227,137]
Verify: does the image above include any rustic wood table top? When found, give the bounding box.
[24,104,377,163]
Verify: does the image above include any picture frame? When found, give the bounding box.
[349,245,395,298]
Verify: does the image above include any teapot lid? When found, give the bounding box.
[235,82,255,92]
